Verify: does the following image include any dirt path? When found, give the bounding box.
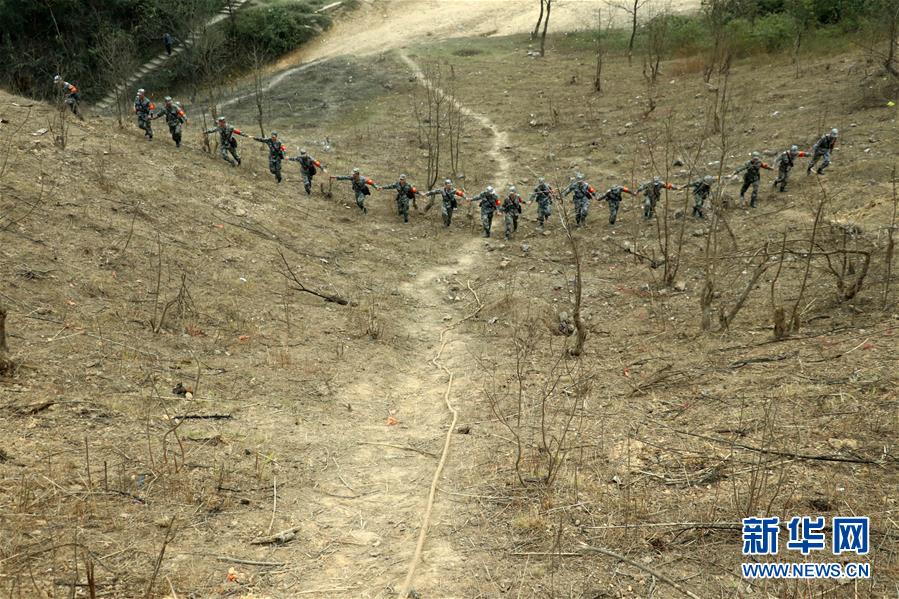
[273,0,700,71]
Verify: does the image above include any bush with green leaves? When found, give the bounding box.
[233,2,331,57]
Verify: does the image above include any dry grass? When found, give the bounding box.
[0,30,897,599]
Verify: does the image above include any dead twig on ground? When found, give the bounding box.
[277,247,349,305]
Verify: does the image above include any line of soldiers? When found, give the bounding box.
[54,79,842,238]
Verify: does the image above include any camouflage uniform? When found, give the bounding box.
[335,174,375,214]
[204,123,243,166]
[253,136,287,183]
[500,192,523,239]
[808,132,837,174]
[381,180,419,223]
[425,185,464,227]
[60,81,80,115]
[773,148,807,192]
[732,157,772,207]
[637,179,675,219]
[598,185,636,225]
[288,154,322,194]
[688,179,713,218]
[563,180,595,227]
[471,189,500,237]
[134,95,154,139]
[530,182,553,227]
[155,102,186,147]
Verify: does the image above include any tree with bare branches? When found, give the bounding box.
[608,0,648,64]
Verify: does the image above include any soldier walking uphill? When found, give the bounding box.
[134,89,155,141]
[380,174,422,223]
[597,185,636,225]
[731,152,772,208]
[332,168,378,214]
[424,179,466,227]
[205,117,246,166]
[773,145,807,192]
[252,131,287,183]
[471,185,501,238]
[500,186,524,240]
[687,176,714,218]
[637,176,676,219]
[563,173,596,227]
[153,97,187,147]
[807,128,838,175]
[530,177,553,229]
[53,75,81,117]
[288,149,323,195]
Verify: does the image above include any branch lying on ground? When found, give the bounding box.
[277,247,349,305]
[667,427,890,465]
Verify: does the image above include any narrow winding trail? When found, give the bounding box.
[266,50,514,597]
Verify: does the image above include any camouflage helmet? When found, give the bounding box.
[576,172,585,181]
[653,176,661,184]
[538,177,545,183]
[164,96,173,102]
[217,116,226,122]
[790,144,799,153]
[270,131,278,137]
[508,186,517,193]
[751,151,760,159]
[299,149,307,155]
[486,185,495,193]
[831,128,839,137]
[137,88,145,94]
[703,175,713,183]
[444,179,452,186]
[53,75,61,83]
[399,174,407,179]
[352,167,360,174]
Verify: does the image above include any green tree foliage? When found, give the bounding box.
[232,2,331,57]
[0,0,220,98]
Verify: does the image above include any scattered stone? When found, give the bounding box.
[520,243,530,253]
[691,228,705,237]
[673,157,684,166]
[674,281,687,292]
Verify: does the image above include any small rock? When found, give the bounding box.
[674,281,687,292]
[691,228,705,237]
[520,243,530,253]
[673,158,684,166]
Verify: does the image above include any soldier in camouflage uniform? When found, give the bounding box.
[288,149,323,195]
[772,145,807,192]
[380,174,422,223]
[636,176,676,219]
[252,131,287,183]
[470,185,501,237]
[731,152,773,208]
[424,179,466,227]
[204,116,245,166]
[134,88,155,140]
[500,186,524,240]
[153,96,187,147]
[562,173,595,227]
[530,177,553,228]
[53,75,81,116]
[597,185,636,225]
[686,176,714,218]
[332,168,378,214]
[807,128,838,175]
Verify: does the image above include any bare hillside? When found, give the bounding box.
[1,9,898,599]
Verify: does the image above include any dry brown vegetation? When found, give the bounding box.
[1,18,897,599]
